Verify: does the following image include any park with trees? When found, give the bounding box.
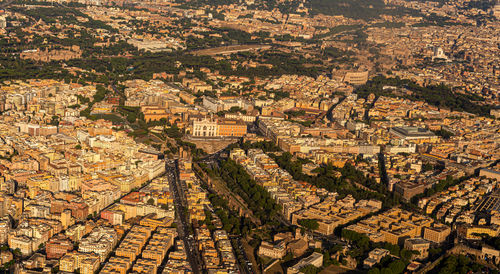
[355,76,493,117]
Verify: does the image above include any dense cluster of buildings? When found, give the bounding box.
[0,0,498,272]
[100,178,175,225]
[195,227,238,272]
[101,225,175,273]
[0,108,167,258]
[367,22,499,98]
[258,229,321,260]
[346,208,450,245]
[176,158,241,272]
[418,178,498,225]
[0,78,206,273]
[230,148,382,235]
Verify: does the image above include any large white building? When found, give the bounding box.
[202,96,253,113]
[225,112,257,123]
[432,46,449,61]
[192,118,218,137]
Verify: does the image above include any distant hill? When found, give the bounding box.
[176,0,421,21]
[307,0,421,20]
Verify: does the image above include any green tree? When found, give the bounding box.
[50,115,60,126]
[300,265,321,274]
[422,163,434,172]
[93,85,109,102]
[381,268,394,274]
[388,260,406,274]
[127,112,137,123]
[13,248,21,257]
[400,249,414,261]
[298,219,319,231]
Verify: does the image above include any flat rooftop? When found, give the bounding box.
[391,126,436,138]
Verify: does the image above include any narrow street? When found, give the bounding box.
[165,159,202,274]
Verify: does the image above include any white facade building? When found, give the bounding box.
[192,118,218,137]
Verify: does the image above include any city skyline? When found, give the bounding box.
[0,0,498,273]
